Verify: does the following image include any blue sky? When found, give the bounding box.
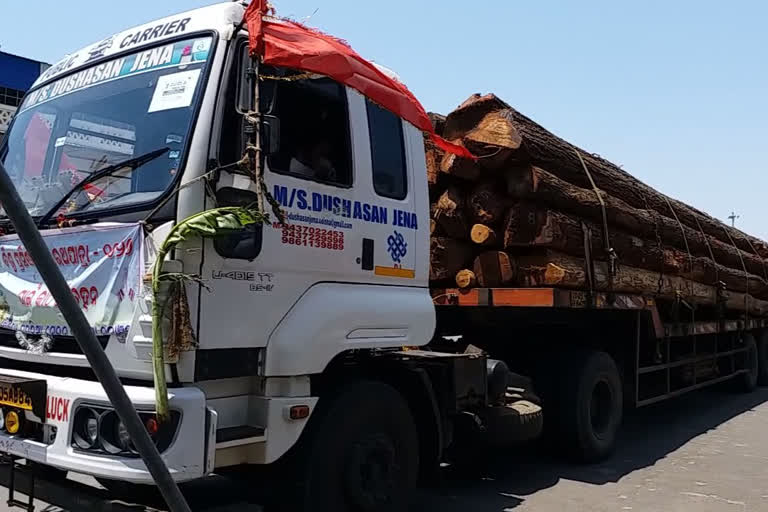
[2,1,766,238]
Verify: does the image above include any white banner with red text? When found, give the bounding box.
[0,223,144,339]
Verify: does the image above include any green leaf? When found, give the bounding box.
[152,207,268,422]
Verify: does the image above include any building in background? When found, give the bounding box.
[0,51,50,137]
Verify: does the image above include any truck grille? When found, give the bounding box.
[0,329,109,355]
[0,356,151,386]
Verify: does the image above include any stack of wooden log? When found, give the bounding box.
[428,93,768,316]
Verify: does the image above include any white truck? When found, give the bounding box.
[0,2,762,511]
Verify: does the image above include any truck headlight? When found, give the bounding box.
[72,405,179,456]
[100,411,131,455]
[73,408,100,449]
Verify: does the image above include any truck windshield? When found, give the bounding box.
[0,35,213,220]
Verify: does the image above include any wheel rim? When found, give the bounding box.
[589,379,613,439]
[345,433,398,510]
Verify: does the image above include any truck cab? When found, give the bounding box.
[0,2,471,500]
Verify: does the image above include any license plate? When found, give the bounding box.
[0,376,47,421]
[0,384,33,411]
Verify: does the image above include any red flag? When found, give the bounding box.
[244,0,268,57]
[242,8,475,161]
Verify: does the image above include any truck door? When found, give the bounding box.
[346,91,419,283]
[186,47,370,359]
[258,70,418,287]
[195,43,423,378]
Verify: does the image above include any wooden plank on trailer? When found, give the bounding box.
[664,318,768,338]
[432,288,491,306]
[556,290,654,310]
[491,288,555,307]
[434,287,662,315]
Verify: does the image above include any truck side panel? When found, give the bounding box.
[264,283,435,376]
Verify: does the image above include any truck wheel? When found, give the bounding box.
[484,400,543,446]
[735,333,759,392]
[294,381,419,512]
[551,350,623,463]
[756,331,768,387]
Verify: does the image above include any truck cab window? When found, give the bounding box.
[1,35,212,219]
[261,68,352,187]
[218,43,248,167]
[366,99,408,199]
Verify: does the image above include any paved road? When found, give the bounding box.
[1,386,767,511]
[415,386,768,512]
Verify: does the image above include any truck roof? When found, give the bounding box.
[31,2,245,90]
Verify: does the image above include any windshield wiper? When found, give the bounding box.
[37,147,170,227]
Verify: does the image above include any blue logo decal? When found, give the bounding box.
[387,231,408,264]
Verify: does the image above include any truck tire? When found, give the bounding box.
[756,331,768,387]
[735,333,759,392]
[290,381,419,512]
[549,349,623,463]
[484,400,543,446]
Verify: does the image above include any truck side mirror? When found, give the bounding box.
[213,187,263,261]
[261,115,281,155]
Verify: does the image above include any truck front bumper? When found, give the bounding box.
[0,368,209,484]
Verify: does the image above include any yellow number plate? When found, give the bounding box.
[0,383,33,411]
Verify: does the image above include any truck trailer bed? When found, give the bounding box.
[432,287,762,407]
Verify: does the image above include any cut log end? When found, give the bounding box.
[471,224,498,246]
[464,109,523,154]
[544,263,567,285]
[455,269,477,289]
[433,186,469,239]
[440,144,481,181]
[443,93,508,141]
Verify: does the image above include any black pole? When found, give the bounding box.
[0,161,192,512]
